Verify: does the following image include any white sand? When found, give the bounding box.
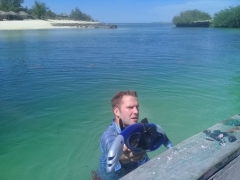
[0,19,99,30]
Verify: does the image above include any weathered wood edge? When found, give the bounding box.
[121,114,240,180]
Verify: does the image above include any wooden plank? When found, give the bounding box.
[120,114,240,180]
[208,155,240,180]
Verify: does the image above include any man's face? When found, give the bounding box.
[115,95,139,127]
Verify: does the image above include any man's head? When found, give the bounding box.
[111,90,139,127]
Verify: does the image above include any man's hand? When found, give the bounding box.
[119,144,145,163]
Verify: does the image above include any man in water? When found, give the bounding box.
[98,90,149,179]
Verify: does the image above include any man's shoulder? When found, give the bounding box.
[100,122,119,149]
[102,123,116,137]
[101,121,121,140]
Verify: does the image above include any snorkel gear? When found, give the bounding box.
[122,122,165,152]
[106,118,173,173]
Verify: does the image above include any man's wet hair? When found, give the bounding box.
[111,90,138,109]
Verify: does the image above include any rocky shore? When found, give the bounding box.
[51,23,117,29]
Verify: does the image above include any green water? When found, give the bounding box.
[0,23,240,179]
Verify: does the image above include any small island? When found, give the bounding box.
[0,0,117,30]
[172,6,240,28]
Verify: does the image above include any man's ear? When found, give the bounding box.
[113,107,120,117]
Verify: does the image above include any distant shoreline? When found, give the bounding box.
[0,19,117,30]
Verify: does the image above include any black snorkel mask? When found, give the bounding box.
[122,118,168,153]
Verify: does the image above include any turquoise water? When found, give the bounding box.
[0,23,240,179]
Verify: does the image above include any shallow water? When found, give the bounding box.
[0,23,240,179]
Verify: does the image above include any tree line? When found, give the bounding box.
[0,0,94,21]
[172,5,240,28]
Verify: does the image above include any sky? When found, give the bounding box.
[22,0,240,23]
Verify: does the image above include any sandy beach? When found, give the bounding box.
[0,19,99,30]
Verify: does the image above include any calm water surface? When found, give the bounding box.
[0,23,240,179]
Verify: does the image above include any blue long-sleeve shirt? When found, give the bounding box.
[99,119,149,179]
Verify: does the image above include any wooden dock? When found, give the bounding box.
[121,114,240,180]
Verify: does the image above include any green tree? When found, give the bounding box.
[46,9,56,19]
[29,0,49,19]
[172,9,211,26]
[70,7,93,21]
[212,6,240,28]
[0,0,24,12]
